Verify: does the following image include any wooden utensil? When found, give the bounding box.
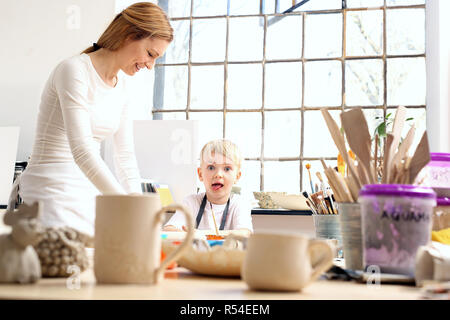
[391,125,416,170]
[321,109,362,189]
[344,175,359,201]
[408,131,430,184]
[340,108,376,184]
[320,159,345,202]
[382,134,394,183]
[374,134,379,182]
[388,106,407,163]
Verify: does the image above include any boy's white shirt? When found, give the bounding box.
[165,192,253,232]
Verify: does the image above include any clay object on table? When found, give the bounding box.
[34,226,91,278]
[0,202,43,284]
[94,194,195,284]
[242,232,334,291]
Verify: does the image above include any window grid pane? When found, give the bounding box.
[153,2,426,195]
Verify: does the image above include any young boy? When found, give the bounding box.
[163,139,253,234]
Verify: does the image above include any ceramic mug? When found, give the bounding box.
[94,194,194,284]
[242,231,334,291]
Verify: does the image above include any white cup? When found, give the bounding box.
[94,194,194,284]
[242,231,334,291]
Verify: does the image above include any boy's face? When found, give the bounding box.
[198,152,241,204]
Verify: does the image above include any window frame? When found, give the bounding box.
[153,0,427,192]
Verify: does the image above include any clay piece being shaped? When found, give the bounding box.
[0,202,43,284]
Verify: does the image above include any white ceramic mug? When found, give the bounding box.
[94,194,194,284]
[242,231,334,291]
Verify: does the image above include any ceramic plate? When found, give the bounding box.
[162,236,247,277]
[269,193,309,210]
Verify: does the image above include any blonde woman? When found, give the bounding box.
[10,3,173,238]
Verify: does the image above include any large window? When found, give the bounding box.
[118,0,426,195]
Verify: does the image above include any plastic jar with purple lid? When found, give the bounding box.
[358,184,436,277]
[423,153,450,197]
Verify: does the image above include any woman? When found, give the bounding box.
[10,2,173,238]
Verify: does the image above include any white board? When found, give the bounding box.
[0,127,20,207]
[103,120,199,204]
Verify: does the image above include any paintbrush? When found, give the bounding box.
[305,163,314,194]
[316,171,337,214]
[209,202,220,236]
[302,190,319,213]
[311,191,329,214]
[306,199,318,215]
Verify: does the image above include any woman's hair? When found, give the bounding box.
[200,139,243,169]
[82,2,173,54]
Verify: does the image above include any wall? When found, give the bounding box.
[0,0,115,161]
[426,0,450,153]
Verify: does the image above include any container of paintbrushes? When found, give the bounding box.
[312,214,342,258]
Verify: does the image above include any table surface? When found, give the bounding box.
[0,209,423,300]
[0,265,423,300]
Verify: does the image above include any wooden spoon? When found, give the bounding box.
[391,125,416,170]
[388,106,407,161]
[320,160,343,202]
[374,134,379,182]
[321,109,362,189]
[408,131,430,184]
[382,134,394,183]
[340,108,376,184]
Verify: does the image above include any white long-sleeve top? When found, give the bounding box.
[18,53,142,236]
[164,192,254,232]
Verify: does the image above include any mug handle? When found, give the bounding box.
[307,240,334,283]
[153,204,194,284]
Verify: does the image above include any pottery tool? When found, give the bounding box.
[382,134,394,183]
[333,169,354,202]
[387,106,407,166]
[209,202,220,236]
[391,125,416,170]
[305,163,314,194]
[340,108,376,184]
[344,175,358,201]
[321,109,362,189]
[323,170,343,203]
[337,153,345,176]
[320,159,344,203]
[321,160,353,203]
[408,131,430,184]
[374,134,379,182]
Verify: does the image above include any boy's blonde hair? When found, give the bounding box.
[200,139,242,169]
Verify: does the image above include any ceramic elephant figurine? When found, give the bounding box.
[0,202,43,283]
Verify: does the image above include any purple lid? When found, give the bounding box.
[437,197,450,206]
[430,153,450,162]
[359,184,437,199]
